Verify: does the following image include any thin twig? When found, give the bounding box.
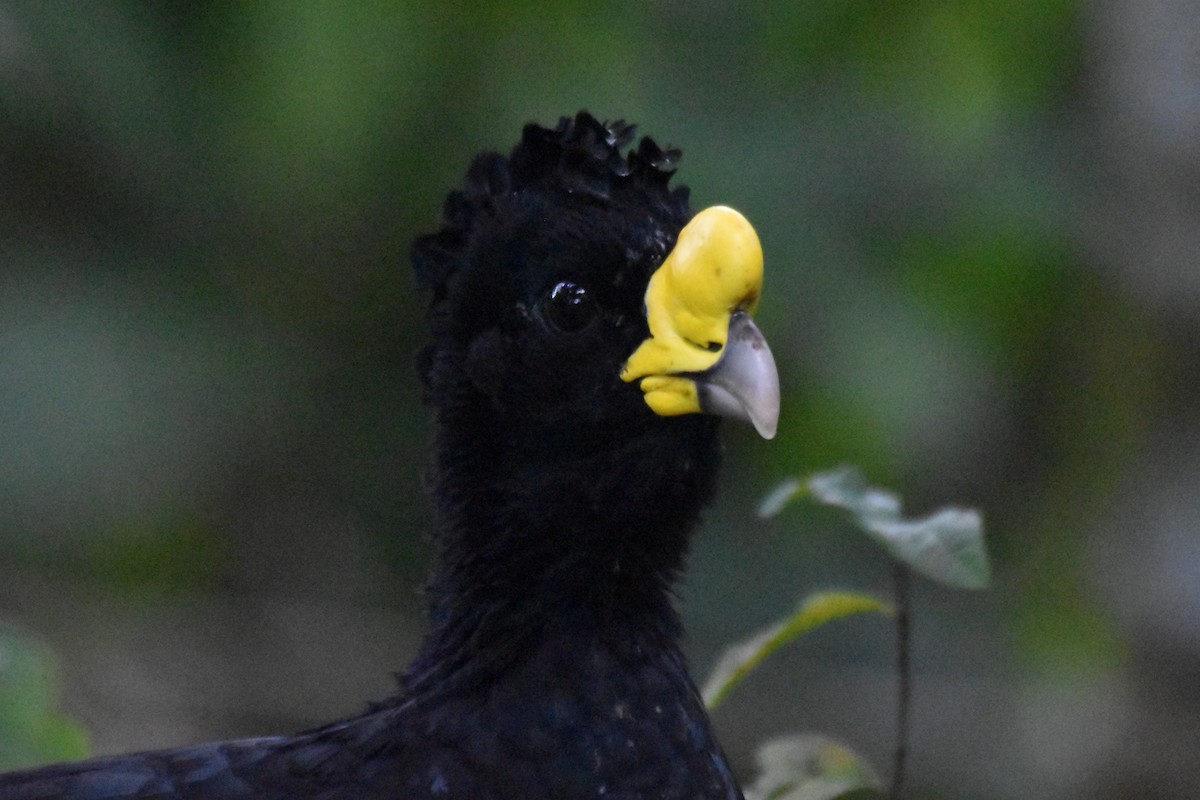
[889,563,911,800]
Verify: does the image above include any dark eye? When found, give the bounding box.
[542,281,596,333]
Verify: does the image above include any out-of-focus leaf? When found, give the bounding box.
[0,629,90,771]
[744,734,883,800]
[703,592,891,709]
[757,477,806,518]
[808,466,990,589]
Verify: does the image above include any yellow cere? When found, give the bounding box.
[621,205,764,416]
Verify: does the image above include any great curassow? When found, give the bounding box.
[0,112,779,800]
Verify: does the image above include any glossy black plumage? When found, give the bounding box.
[0,113,742,800]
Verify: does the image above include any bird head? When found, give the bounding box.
[412,113,779,464]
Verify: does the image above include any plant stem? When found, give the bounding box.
[889,563,911,800]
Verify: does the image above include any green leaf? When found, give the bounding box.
[757,477,806,518]
[744,734,883,800]
[703,592,892,709]
[807,466,990,589]
[0,629,90,771]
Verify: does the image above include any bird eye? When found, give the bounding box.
[542,281,596,333]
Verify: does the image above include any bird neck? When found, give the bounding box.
[405,402,722,699]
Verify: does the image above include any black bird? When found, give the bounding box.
[0,112,779,800]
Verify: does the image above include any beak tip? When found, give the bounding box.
[748,388,779,440]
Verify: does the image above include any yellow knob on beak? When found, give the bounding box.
[621,206,779,439]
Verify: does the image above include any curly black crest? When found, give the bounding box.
[412,111,690,298]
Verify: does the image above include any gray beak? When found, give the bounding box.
[695,311,780,439]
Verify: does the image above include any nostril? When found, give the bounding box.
[684,338,723,353]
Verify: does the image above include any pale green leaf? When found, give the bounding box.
[703,592,892,709]
[757,478,806,518]
[808,466,990,589]
[744,734,882,800]
[0,630,90,770]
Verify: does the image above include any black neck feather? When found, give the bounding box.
[403,376,722,700]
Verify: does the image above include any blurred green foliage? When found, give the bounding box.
[0,630,89,771]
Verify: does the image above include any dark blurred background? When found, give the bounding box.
[1,2,1197,797]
